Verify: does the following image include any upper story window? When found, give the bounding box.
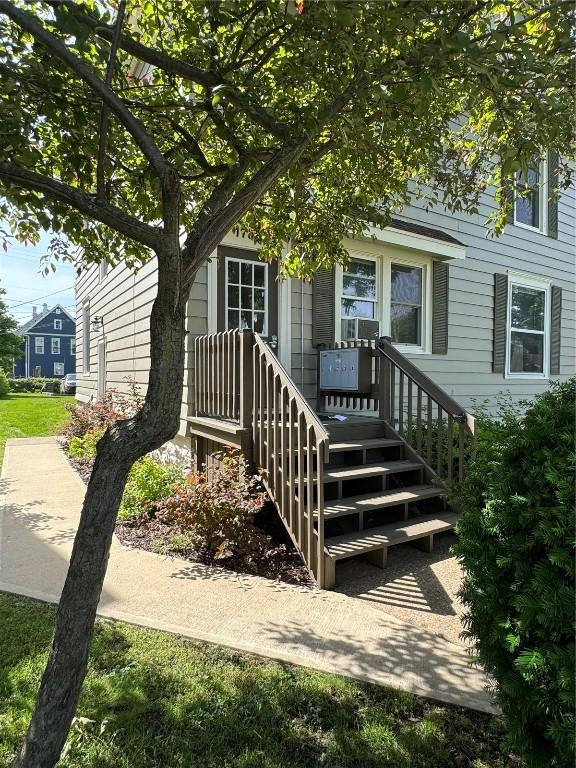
[507,277,549,378]
[34,337,44,354]
[54,319,62,330]
[51,337,60,355]
[70,338,76,355]
[390,264,423,346]
[514,156,547,233]
[55,308,61,314]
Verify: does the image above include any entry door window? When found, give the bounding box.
[225,258,268,334]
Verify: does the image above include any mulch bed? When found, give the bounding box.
[62,445,313,587]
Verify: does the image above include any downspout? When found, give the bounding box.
[301,279,305,389]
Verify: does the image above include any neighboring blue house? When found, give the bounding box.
[13,303,76,378]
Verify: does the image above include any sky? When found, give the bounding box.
[0,229,76,328]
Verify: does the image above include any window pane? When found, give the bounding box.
[342,275,376,299]
[391,264,422,305]
[511,285,545,331]
[227,285,239,308]
[241,287,252,309]
[241,262,252,284]
[347,259,375,279]
[227,260,239,284]
[515,165,540,228]
[253,288,265,311]
[240,311,252,330]
[254,265,266,287]
[253,312,265,333]
[510,331,544,373]
[227,310,239,329]
[341,298,375,319]
[391,304,421,345]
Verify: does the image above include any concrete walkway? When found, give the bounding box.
[0,437,494,713]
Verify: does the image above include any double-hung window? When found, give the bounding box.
[34,337,44,354]
[514,157,547,233]
[54,319,62,330]
[507,277,549,377]
[341,258,377,320]
[51,338,60,355]
[390,264,423,346]
[70,338,76,355]
[54,362,64,376]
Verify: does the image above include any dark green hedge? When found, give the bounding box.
[453,380,575,767]
[8,377,62,394]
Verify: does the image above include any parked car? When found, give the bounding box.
[62,373,76,394]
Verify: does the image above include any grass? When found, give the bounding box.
[0,392,73,465]
[0,593,519,768]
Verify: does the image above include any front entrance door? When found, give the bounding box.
[217,246,278,347]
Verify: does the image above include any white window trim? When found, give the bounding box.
[505,272,550,380]
[54,319,62,330]
[335,248,432,354]
[70,338,76,355]
[99,261,109,282]
[224,256,269,336]
[34,337,44,354]
[82,299,91,375]
[54,362,64,376]
[51,338,60,355]
[513,156,548,235]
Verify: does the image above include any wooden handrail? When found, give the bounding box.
[252,334,329,586]
[253,334,330,443]
[377,337,474,433]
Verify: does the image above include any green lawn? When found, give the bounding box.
[0,393,73,465]
[0,594,517,768]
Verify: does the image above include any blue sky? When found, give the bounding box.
[0,230,76,328]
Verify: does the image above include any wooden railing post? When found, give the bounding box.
[239,330,254,429]
[378,336,391,422]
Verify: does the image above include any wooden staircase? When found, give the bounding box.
[189,330,475,590]
[316,417,455,588]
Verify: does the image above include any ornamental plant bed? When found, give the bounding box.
[63,436,312,586]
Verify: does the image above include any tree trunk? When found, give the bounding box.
[14,246,190,768]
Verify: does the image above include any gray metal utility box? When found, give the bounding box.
[319,347,373,392]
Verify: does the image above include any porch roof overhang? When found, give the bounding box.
[365,217,467,260]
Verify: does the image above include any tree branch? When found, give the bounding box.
[96,0,126,202]
[0,0,169,180]
[0,161,163,250]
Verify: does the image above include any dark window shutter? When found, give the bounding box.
[550,285,562,375]
[547,150,559,239]
[312,268,336,348]
[431,260,449,355]
[493,273,508,374]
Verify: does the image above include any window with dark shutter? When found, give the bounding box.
[547,151,559,240]
[431,261,449,355]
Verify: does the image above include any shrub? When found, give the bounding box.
[8,376,61,393]
[66,429,103,461]
[153,451,265,563]
[62,379,142,442]
[453,380,576,768]
[119,456,186,520]
[0,369,9,398]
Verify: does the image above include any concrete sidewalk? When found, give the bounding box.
[0,437,494,713]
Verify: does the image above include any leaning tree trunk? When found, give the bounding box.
[14,246,191,768]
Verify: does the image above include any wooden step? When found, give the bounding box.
[320,484,444,520]
[322,460,423,483]
[328,437,403,453]
[325,512,459,560]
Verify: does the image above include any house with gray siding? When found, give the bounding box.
[75,163,575,588]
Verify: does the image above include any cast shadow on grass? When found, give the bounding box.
[1,599,507,768]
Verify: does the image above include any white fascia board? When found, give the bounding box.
[364,225,467,260]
